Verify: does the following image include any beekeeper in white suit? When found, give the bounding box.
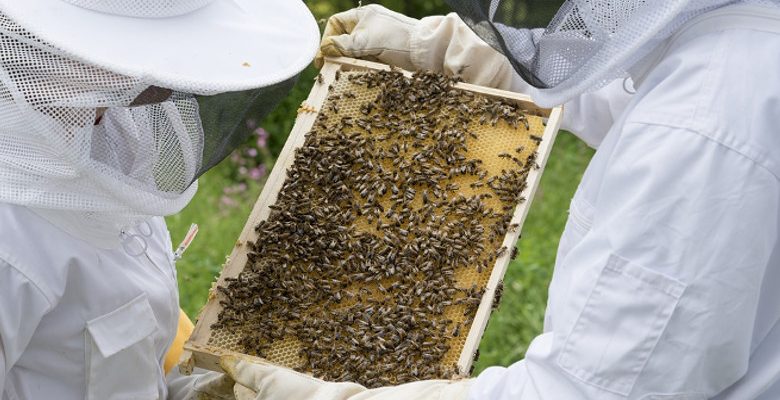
[0,0,319,399]
[215,1,780,399]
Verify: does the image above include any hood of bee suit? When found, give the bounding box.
[444,0,780,107]
[0,0,319,247]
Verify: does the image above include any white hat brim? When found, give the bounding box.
[0,0,320,95]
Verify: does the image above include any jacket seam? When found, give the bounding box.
[0,251,54,308]
[623,120,780,182]
[689,27,729,129]
[569,197,594,229]
[627,280,686,399]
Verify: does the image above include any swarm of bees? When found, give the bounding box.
[212,69,541,388]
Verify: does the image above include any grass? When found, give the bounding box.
[167,130,593,374]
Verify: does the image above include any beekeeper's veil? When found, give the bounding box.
[445,0,779,107]
[0,0,318,240]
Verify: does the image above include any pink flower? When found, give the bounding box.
[255,128,268,148]
[246,148,258,157]
[248,167,265,180]
[238,166,248,176]
[224,183,247,195]
[220,195,238,208]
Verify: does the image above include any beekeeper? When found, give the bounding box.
[214,1,780,399]
[0,0,318,399]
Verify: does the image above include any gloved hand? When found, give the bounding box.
[315,4,419,69]
[220,355,473,400]
[316,6,528,93]
[166,366,236,400]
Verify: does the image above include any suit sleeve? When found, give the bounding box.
[469,123,778,399]
[0,259,52,395]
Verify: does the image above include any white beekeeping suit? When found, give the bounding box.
[0,0,318,399]
[214,1,780,400]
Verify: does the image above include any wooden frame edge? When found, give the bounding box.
[456,105,563,374]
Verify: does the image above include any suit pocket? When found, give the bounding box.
[557,254,686,396]
[85,293,159,400]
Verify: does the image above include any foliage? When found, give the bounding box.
[218,123,271,208]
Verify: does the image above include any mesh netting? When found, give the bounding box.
[196,76,298,180]
[0,9,292,231]
[446,0,780,106]
[62,0,213,18]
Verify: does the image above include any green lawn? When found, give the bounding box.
[167,130,593,375]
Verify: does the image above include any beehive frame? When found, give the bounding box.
[183,57,562,377]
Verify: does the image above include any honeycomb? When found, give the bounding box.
[206,67,546,386]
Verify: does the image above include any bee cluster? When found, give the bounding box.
[212,69,540,388]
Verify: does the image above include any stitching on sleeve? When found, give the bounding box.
[0,251,54,308]
[623,121,780,182]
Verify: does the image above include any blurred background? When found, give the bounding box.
[168,0,588,374]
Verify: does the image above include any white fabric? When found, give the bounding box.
[0,203,203,399]
[470,0,779,107]
[0,2,317,240]
[62,0,214,18]
[411,12,530,94]
[319,6,531,95]
[166,366,235,400]
[219,356,472,400]
[0,0,319,94]
[29,208,130,249]
[408,4,780,400]
[0,13,207,240]
[317,5,418,70]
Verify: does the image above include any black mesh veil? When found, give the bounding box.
[194,75,298,181]
[444,0,564,88]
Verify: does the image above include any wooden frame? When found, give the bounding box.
[182,57,563,376]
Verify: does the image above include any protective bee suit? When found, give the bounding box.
[215,1,780,399]
[0,0,318,399]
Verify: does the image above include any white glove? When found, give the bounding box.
[412,14,530,92]
[316,6,528,94]
[220,355,473,400]
[315,4,419,70]
[166,366,235,400]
